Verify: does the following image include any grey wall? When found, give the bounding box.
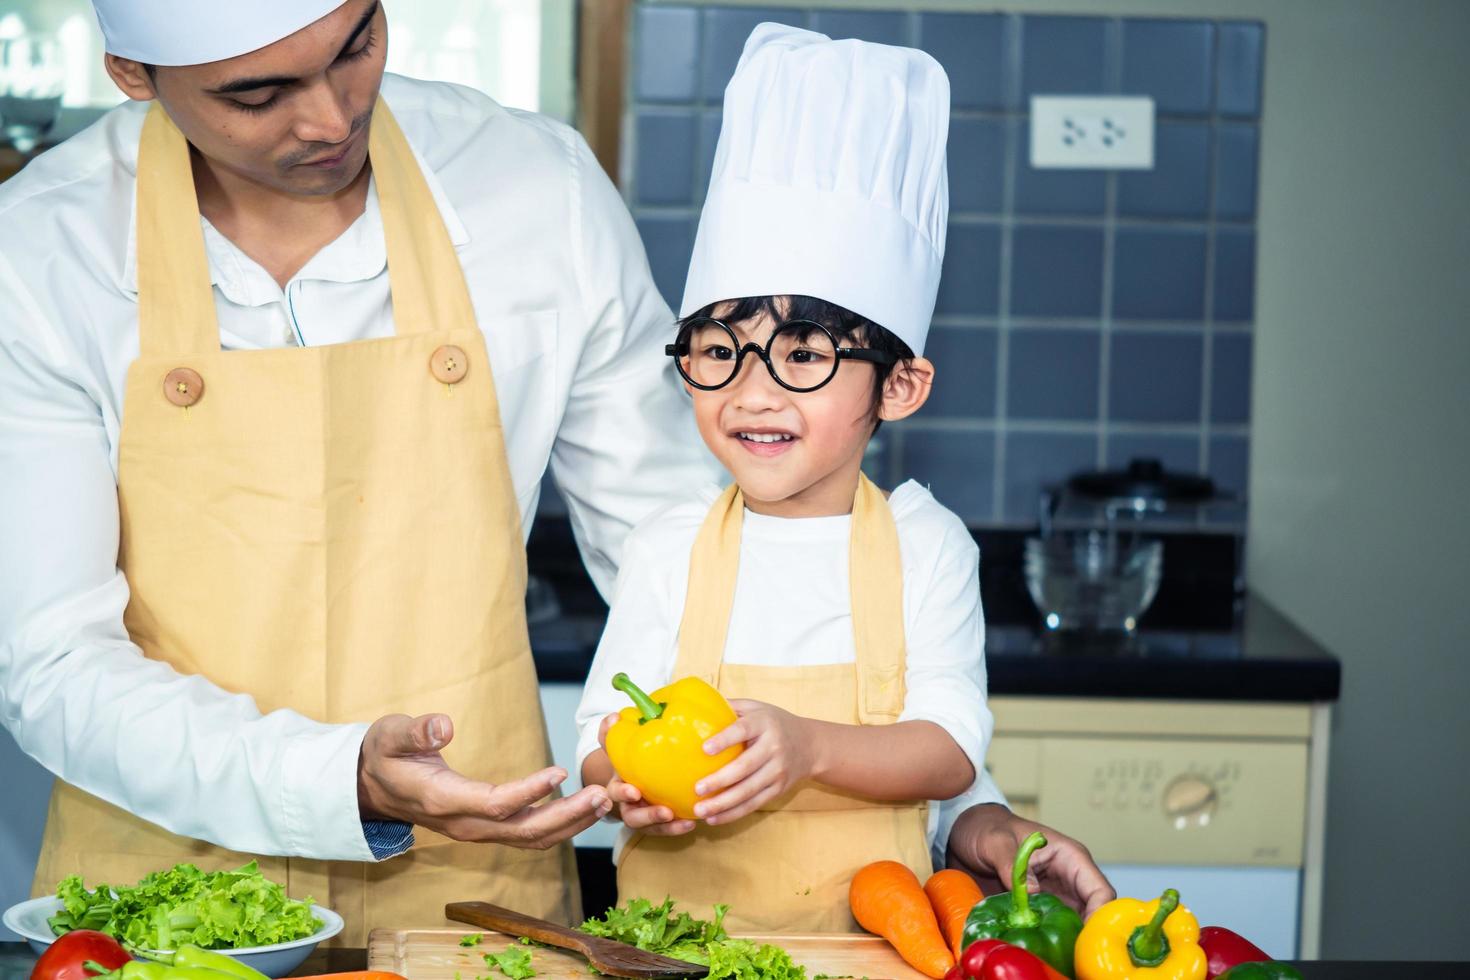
[1240,0,1470,961]
[643,0,1470,961]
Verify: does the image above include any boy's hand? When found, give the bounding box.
[596,713,696,836]
[607,776,698,835]
[690,699,816,825]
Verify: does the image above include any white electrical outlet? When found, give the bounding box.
[1030,96,1155,170]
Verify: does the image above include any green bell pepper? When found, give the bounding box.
[960,832,1082,979]
[1216,965,1304,980]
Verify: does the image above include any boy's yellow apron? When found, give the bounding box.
[617,475,931,932]
[31,100,578,944]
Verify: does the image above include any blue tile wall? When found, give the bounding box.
[1117,122,1212,219]
[1109,331,1205,423]
[1120,19,1215,115]
[634,215,696,311]
[948,118,1007,213]
[1007,329,1100,421]
[1011,226,1105,318]
[623,4,1264,526]
[1214,229,1257,322]
[918,13,1012,111]
[634,6,700,103]
[1215,124,1259,220]
[810,9,907,45]
[936,223,1003,317]
[1113,228,1208,321]
[1211,332,1253,424]
[1217,22,1265,118]
[924,327,998,419]
[1021,16,1111,98]
[1209,434,1251,496]
[1004,431,1098,522]
[634,110,699,205]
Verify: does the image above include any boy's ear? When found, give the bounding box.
[878,356,934,422]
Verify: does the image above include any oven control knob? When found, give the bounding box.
[1162,775,1218,828]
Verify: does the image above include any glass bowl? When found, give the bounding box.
[1024,531,1163,633]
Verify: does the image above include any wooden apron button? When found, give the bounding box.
[429,345,469,385]
[163,367,204,407]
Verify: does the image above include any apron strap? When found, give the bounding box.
[368,99,478,336]
[134,99,474,357]
[850,472,906,723]
[135,104,219,357]
[672,473,907,722]
[673,483,744,685]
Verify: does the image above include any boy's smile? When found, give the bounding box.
[687,300,933,518]
[733,426,798,457]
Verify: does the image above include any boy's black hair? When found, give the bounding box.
[678,294,916,429]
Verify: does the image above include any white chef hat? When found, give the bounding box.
[680,23,950,356]
[92,0,347,67]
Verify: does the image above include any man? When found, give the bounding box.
[0,0,1110,941]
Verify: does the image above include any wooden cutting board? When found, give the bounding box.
[367,928,930,980]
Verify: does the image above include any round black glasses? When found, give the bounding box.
[665,317,895,393]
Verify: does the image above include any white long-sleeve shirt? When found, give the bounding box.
[0,74,720,861]
[575,481,1006,867]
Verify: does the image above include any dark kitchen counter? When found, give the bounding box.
[1,943,1459,979]
[526,518,1340,703]
[530,591,1339,703]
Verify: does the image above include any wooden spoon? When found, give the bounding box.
[444,902,710,980]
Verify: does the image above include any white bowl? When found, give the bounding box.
[2,896,344,979]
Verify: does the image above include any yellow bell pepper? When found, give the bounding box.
[1075,889,1207,980]
[604,672,744,820]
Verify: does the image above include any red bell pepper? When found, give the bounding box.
[958,939,1069,980]
[30,931,130,980]
[1197,927,1271,978]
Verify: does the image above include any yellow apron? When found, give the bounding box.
[616,475,931,932]
[32,101,578,944]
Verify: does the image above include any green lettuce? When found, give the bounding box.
[48,861,318,950]
[484,946,536,980]
[579,899,805,980]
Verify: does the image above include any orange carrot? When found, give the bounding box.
[289,973,408,980]
[850,860,956,979]
[924,868,985,960]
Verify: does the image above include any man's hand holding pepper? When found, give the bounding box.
[946,803,1115,918]
[358,712,612,849]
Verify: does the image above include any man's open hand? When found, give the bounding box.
[358,713,611,849]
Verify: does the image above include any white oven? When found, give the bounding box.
[987,697,1331,959]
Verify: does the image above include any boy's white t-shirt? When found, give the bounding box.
[575,479,1006,866]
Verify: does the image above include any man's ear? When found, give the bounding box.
[878,356,934,422]
[104,55,158,101]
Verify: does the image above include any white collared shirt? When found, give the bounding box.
[0,74,722,861]
[575,481,1007,868]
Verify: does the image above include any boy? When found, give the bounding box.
[576,24,988,931]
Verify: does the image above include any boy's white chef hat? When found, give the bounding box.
[680,23,950,356]
[91,0,347,66]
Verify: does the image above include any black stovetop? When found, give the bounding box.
[525,519,1340,703]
